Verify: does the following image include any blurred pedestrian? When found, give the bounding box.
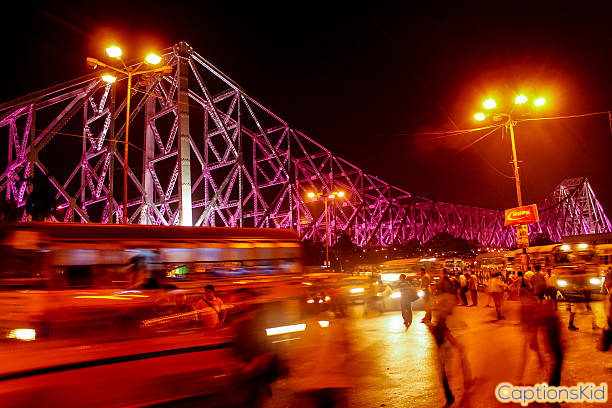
[468,272,478,306]
[420,268,432,323]
[458,271,468,306]
[545,268,558,310]
[531,265,547,301]
[428,289,473,407]
[490,273,507,320]
[399,274,418,328]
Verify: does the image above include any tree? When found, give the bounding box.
[0,197,20,222]
[25,175,57,221]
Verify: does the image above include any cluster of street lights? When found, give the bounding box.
[472,93,548,256]
[87,46,172,224]
[306,190,345,268]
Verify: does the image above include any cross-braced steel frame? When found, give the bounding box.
[0,42,609,247]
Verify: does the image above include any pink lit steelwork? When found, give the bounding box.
[0,42,609,247]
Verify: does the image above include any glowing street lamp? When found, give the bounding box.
[534,97,546,107]
[474,112,486,121]
[514,94,528,105]
[306,190,345,268]
[86,46,172,224]
[483,98,497,110]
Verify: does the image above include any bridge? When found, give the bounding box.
[1,42,610,247]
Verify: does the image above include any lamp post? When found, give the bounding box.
[474,95,546,258]
[474,95,546,208]
[86,46,172,224]
[307,190,345,268]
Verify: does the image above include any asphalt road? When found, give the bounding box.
[265,295,612,407]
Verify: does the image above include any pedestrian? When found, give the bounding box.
[428,287,473,407]
[531,265,547,302]
[544,268,558,311]
[458,270,468,306]
[468,272,478,306]
[489,272,507,320]
[399,274,418,328]
[420,268,432,323]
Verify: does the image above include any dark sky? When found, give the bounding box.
[3,2,612,213]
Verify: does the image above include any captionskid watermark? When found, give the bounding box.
[495,382,608,406]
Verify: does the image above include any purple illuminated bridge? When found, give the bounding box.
[0,42,610,247]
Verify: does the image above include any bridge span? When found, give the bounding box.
[1,42,609,247]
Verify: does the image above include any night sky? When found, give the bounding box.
[3,3,612,213]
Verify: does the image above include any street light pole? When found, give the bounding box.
[123,71,133,224]
[507,115,523,207]
[324,195,329,268]
[306,190,345,269]
[86,49,171,224]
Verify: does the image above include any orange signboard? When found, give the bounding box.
[504,204,539,227]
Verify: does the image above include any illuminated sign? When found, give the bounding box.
[504,204,539,227]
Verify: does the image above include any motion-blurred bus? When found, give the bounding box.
[0,222,310,407]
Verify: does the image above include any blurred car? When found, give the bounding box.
[341,276,373,305]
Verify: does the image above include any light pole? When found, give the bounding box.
[474,95,547,259]
[86,46,172,224]
[307,190,345,268]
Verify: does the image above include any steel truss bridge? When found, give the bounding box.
[1,42,610,247]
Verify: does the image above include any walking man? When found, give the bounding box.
[468,272,478,306]
[490,272,507,320]
[399,274,417,328]
[420,268,432,323]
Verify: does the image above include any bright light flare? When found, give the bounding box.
[7,328,36,341]
[590,278,601,285]
[534,97,546,107]
[106,46,122,58]
[101,75,117,84]
[561,244,571,251]
[557,280,567,287]
[483,98,496,109]
[337,191,345,197]
[145,53,162,65]
[265,323,306,336]
[578,243,589,250]
[318,321,330,328]
[474,112,486,121]
[328,194,336,199]
[349,287,365,294]
[390,291,401,299]
[514,94,528,104]
[307,192,315,199]
[307,299,314,304]
[417,290,424,298]
[380,273,400,282]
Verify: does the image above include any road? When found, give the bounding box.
[265,296,612,407]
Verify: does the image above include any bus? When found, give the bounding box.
[551,242,603,298]
[474,251,514,279]
[0,222,310,407]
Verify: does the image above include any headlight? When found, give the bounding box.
[318,321,330,328]
[307,299,314,304]
[557,280,567,287]
[417,290,424,298]
[265,324,306,336]
[324,296,331,302]
[350,287,365,294]
[390,291,401,299]
[590,278,601,285]
[7,328,36,341]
